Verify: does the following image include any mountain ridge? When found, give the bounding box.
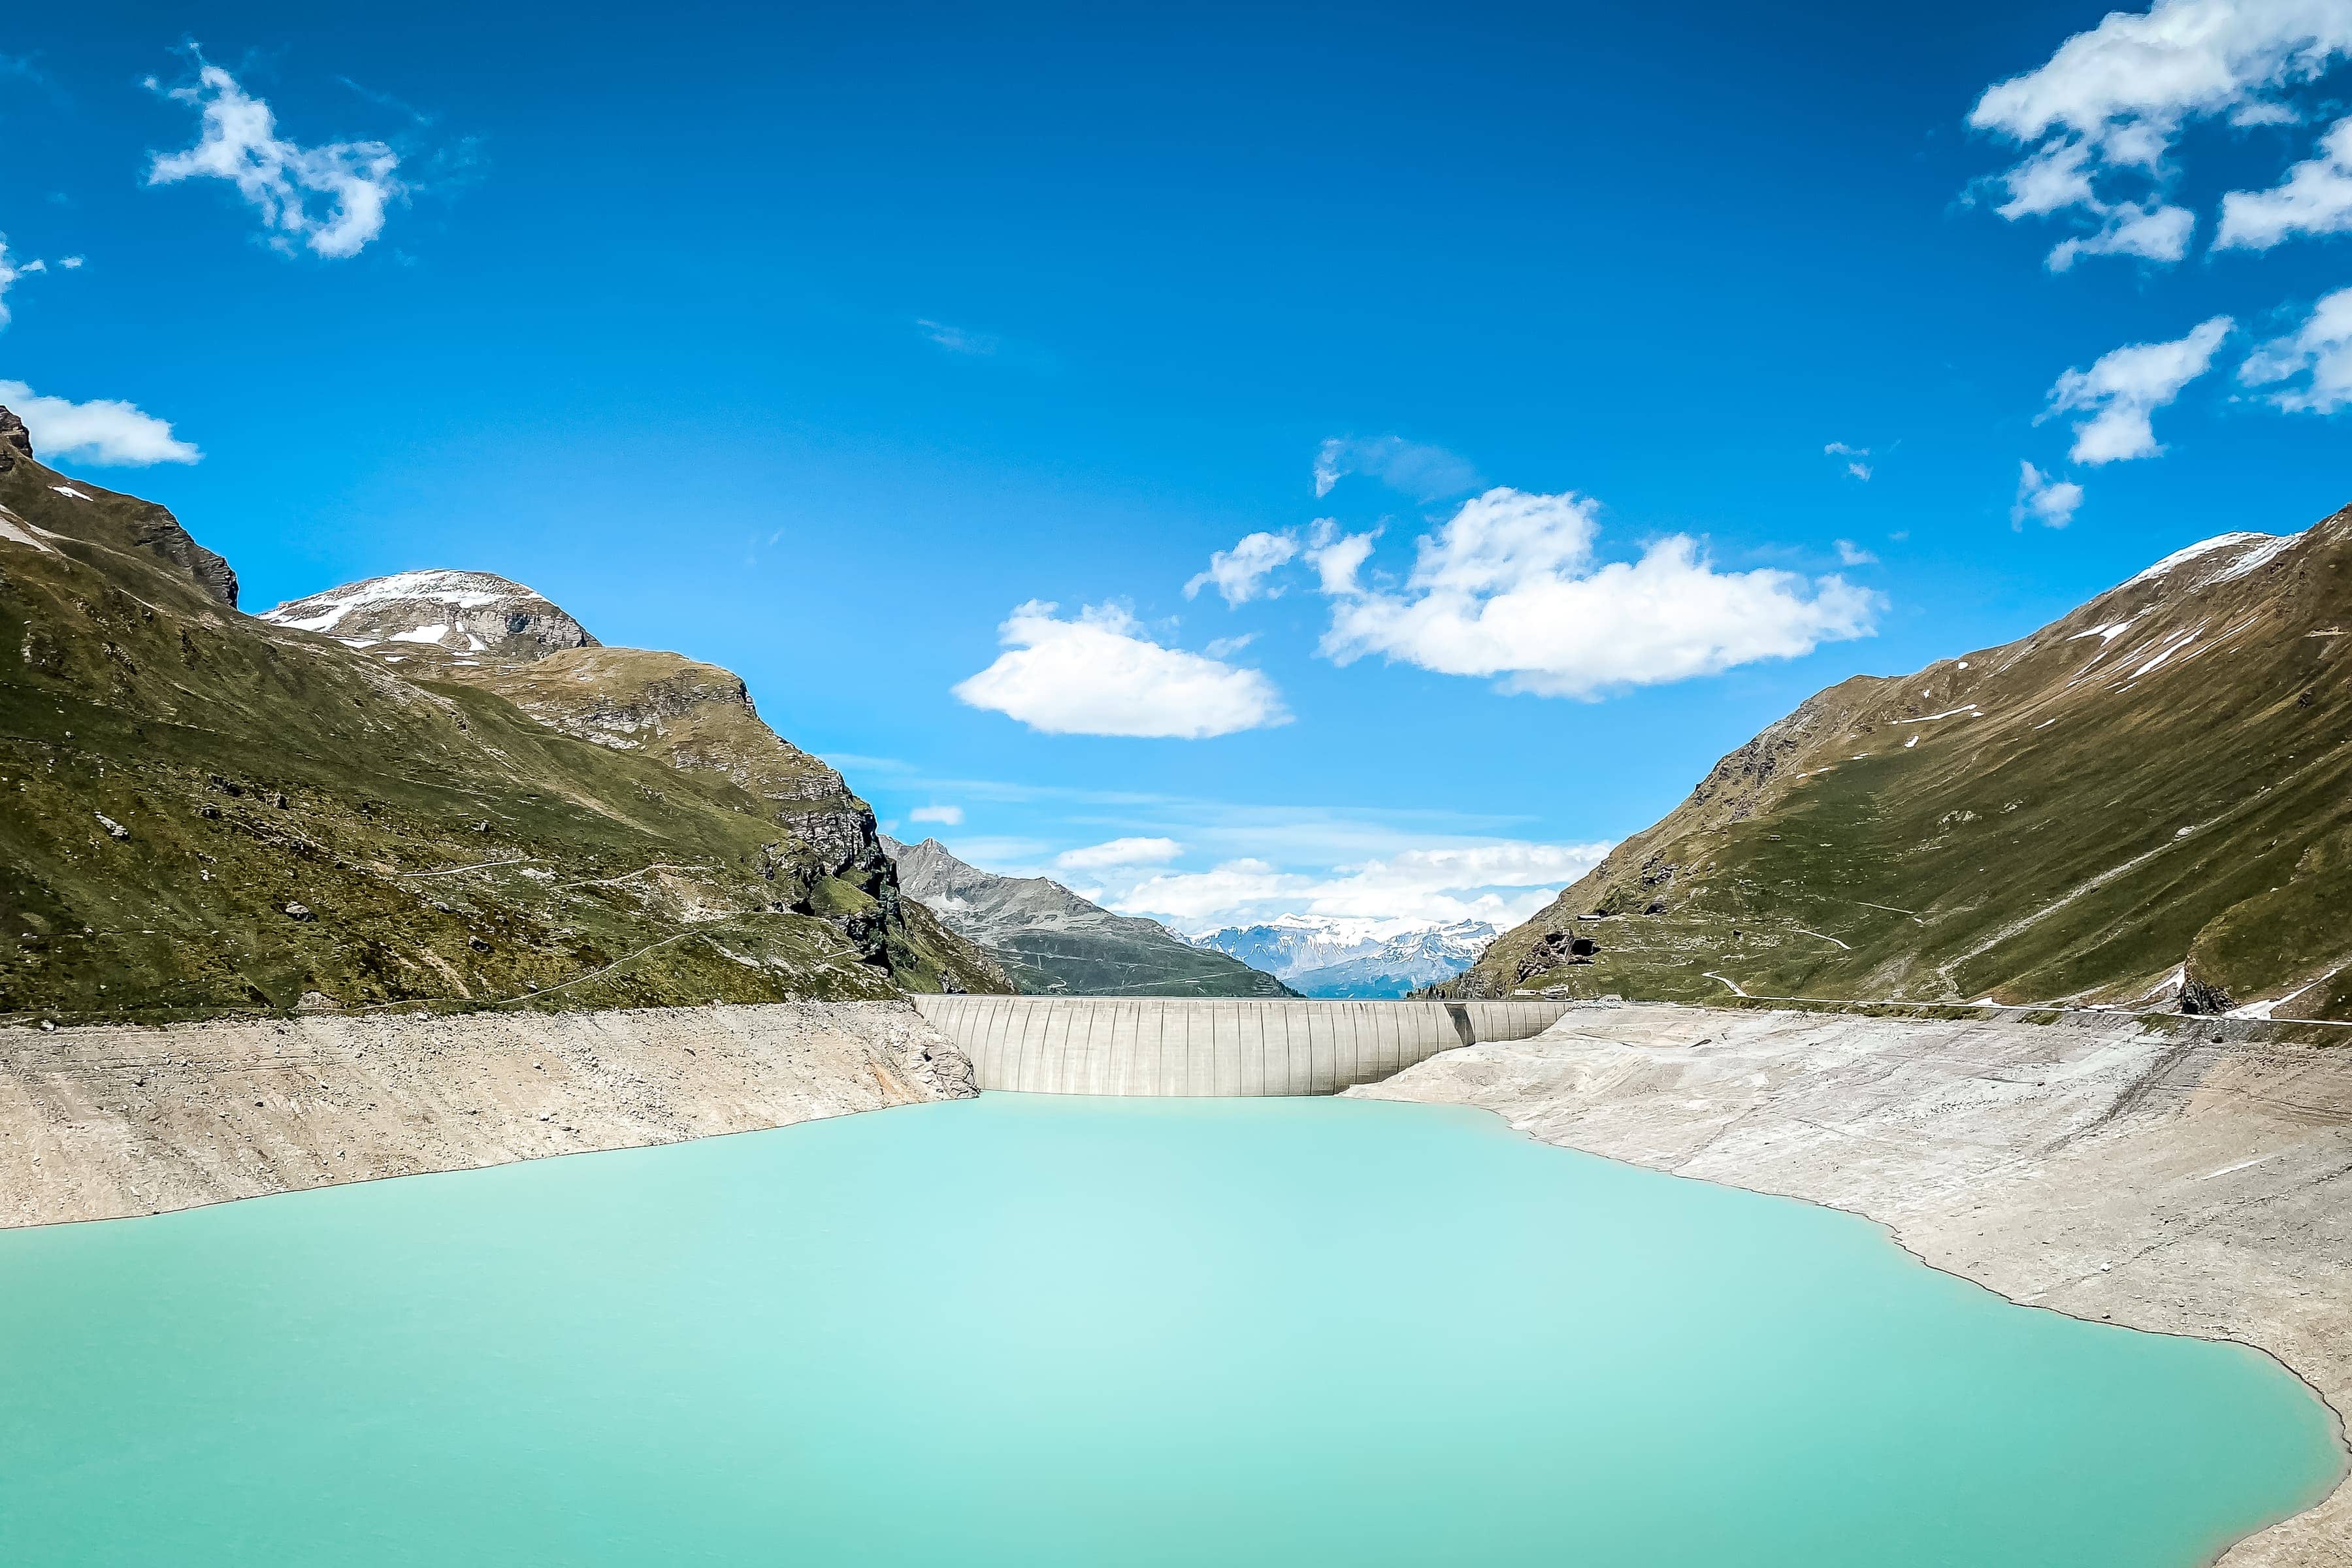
[883,836,1293,996]
[0,412,1008,1019]
[1454,508,2352,1022]
[1189,915,1497,996]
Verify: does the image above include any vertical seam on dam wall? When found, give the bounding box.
[909,998,1576,1097]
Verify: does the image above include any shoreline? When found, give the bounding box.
[0,1000,975,1228]
[1348,1001,2352,1567]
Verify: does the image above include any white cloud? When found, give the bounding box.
[1184,529,1299,605]
[1304,519,1377,595]
[0,237,22,329]
[1111,840,1612,929]
[0,379,201,466]
[2240,286,2352,410]
[148,61,402,259]
[916,318,998,355]
[2217,114,2352,249]
[2040,316,2232,463]
[1314,487,1876,699]
[59,256,83,269]
[909,804,964,825]
[1967,0,2352,268]
[1823,441,1872,480]
[1835,539,1878,566]
[1054,836,1183,872]
[2011,461,2084,529]
[953,601,1290,738]
[1313,435,1480,499]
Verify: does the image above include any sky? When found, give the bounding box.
[6,1,2352,936]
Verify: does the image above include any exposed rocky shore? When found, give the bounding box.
[1348,1002,2351,1568]
[0,1001,974,1227]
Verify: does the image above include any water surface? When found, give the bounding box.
[1,1094,2338,1565]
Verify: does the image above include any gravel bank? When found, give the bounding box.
[0,1000,975,1228]
[1348,1002,2351,1568]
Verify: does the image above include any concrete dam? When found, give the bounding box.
[909,996,1574,1096]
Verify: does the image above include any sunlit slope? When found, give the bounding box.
[0,429,1005,1021]
[1460,511,2352,1021]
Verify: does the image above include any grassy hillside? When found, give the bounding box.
[0,431,1006,1022]
[1456,511,2352,1023]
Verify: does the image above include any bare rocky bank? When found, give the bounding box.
[1348,1002,2352,1568]
[0,1001,974,1228]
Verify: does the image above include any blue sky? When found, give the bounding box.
[7,1,2351,932]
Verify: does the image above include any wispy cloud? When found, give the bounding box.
[915,318,999,355]
[2010,461,2082,529]
[1184,529,1299,606]
[0,237,25,329]
[2240,286,2352,412]
[1054,837,1183,873]
[2217,114,2352,251]
[1823,441,1872,480]
[2039,316,2231,464]
[1105,840,1611,930]
[953,600,1290,739]
[0,379,201,466]
[1835,539,1878,566]
[1313,434,1480,500]
[908,804,964,826]
[1313,487,1876,699]
[147,54,404,258]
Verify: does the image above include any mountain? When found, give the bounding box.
[263,570,597,661]
[1455,510,2352,1023]
[883,836,1292,996]
[1189,915,1497,996]
[0,409,1007,1021]
[1284,923,1499,997]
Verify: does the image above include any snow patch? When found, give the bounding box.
[388,624,452,645]
[50,484,91,500]
[2123,532,2275,587]
[0,508,57,553]
[1890,705,1980,724]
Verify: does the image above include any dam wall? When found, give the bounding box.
[909,996,1573,1096]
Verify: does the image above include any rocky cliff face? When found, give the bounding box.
[0,406,1008,1019]
[885,836,1293,996]
[0,416,238,607]
[1457,511,2352,1022]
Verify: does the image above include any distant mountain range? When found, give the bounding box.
[0,410,1007,1020]
[883,838,1292,998]
[1456,510,2352,1024]
[1187,915,1497,997]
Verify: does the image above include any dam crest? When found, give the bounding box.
[909,996,1573,1096]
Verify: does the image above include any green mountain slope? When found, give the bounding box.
[884,836,1296,996]
[0,414,1007,1022]
[1457,508,2352,1022]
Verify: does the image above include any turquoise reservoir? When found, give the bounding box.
[0,1094,2338,1566]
